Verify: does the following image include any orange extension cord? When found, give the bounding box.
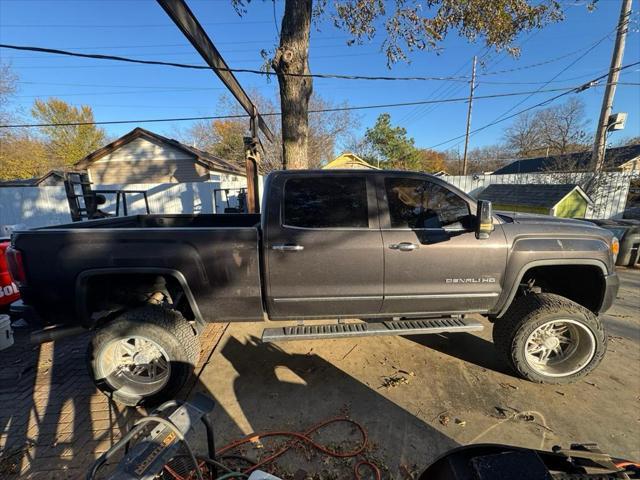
[215,417,381,480]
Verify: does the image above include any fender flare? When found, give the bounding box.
[75,267,203,326]
[495,259,608,318]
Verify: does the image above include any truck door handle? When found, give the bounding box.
[271,244,304,252]
[389,242,418,251]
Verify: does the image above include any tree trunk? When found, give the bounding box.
[274,0,312,169]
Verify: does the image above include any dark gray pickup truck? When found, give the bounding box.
[7,170,620,405]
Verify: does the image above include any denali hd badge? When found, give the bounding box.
[446,277,496,284]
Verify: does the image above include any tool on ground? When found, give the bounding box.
[85,394,380,480]
[86,393,639,480]
[420,442,640,479]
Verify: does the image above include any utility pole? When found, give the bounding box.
[462,55,477,175]
[591,0,632,172]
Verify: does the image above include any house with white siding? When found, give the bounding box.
[74,127,244,184]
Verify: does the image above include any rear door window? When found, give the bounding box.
[284,177,369,228]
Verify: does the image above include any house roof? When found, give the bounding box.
[0,170,66,187]
[323,153,380,170]
[492,144,640,175]
[74,127,243,175]
[477,183,592,209]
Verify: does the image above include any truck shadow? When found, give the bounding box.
[192,334,460,478]
[404,332,513,376]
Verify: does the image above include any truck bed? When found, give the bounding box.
[13,214,264,325]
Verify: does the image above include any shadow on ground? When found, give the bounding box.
[0,325,458,479]
[191,334,459,478]
[403,332,513,376]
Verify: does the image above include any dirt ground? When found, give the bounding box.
[191,267,640,478]
[0,268,638,479]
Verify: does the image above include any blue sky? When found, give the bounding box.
[1,0,639,153]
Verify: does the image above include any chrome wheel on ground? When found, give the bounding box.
[523,319,596,377]
[88,305,200,406]
[493,293,606,384]
[96,336,171,399]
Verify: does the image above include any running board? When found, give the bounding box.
[261,317,483,343]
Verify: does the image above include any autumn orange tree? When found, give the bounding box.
[232,0,563,169]
[31,98,106,167]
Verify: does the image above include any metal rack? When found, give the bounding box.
[63,172,150,221]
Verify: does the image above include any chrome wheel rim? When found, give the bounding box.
[97,336,171,397]
[524,319,596,377]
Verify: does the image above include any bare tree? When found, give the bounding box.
[537,98,589,155]
[503,98,591,160]
[174,91,359,173]
[467,144,513,173]
[0,63,17,126]
[503,111,542,158]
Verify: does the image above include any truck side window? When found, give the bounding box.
[284,177,369,228]
[385,178,470,229]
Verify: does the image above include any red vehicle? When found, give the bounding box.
[0,240,20,310]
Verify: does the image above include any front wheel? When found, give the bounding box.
[88,305,200,406]
[493,293,606,384]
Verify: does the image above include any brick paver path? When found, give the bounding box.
[0,323,227,479]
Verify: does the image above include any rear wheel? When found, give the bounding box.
[493,293,606,384]
[88,305,200,406]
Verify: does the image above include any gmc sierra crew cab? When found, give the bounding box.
[6,170,620,406]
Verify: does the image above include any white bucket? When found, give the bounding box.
[0,314,14,350]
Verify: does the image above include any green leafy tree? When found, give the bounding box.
[31,98,106,167]
[364,113,420,169]
[232,0,563,169]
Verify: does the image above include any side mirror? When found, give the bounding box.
[476,200,494,239]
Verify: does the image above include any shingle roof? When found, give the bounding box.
[492,144,640,175]
[0,170,66,187]
[74,127,243,175]
[477,183,590,208]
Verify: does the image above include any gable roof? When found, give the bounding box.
[74,127,243,175]
[0,170,66,187]
[478,183,592,209]
[492,144,640,175]
[323,153,380,170]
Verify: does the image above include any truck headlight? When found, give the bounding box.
[611,237,619,263]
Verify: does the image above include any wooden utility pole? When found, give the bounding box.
[462,55,477,175]
[156,0,273,213]
[591,0,632,173]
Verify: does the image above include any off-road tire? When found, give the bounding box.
[87,305,200,406]
[493,293,606,384]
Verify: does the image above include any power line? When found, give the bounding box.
[4,80,632,130]
[0,43,468,81]
[0,86,596,129]
[2,43,621,82]
[483,29,614,130]
[426,61,640,149]
[0,21,272,27]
